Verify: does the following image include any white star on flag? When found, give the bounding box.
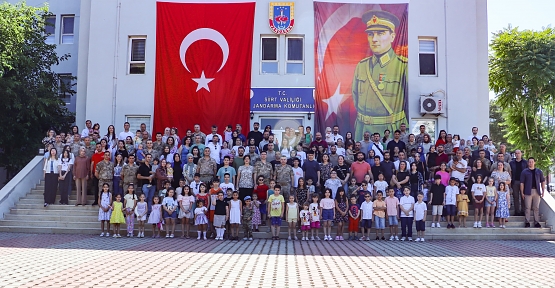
[192,71,214,92]
[322,83,346,120]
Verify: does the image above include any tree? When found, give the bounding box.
[489,26,555,172]
[0,2,74,178]
[488,98,515,152]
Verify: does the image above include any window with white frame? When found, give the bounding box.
[129,37,146,74]
[45,16,56,44]
[58,73,72,100]
[61,15,74,44]
[261,37,278,74]
[419,38,437,76]
[286,37,304,74]
[126,116,150,133]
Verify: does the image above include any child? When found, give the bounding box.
[306,178,316,195]
[267,185,285,240]
[151,158,160,176]
[373,190,386,240]
[98,183,112,237]
[324,171,342,199]
[457,186,470,227]
[134,193,148,238]
[413,193,427,242]
[136,143,145,163]
[304,126,313,146]
[229,191,242,240]
[320,188,335,241]
[385,188,400,241]
[162,188,177,238]
[309,193,321,241]
[213,191,229,240]
[348,177,359,197]
[224,125,233,144]
[357,181,371,206]
[123,184,138,237]
[159,180,171,199]
[178,186,194,238]
[334,188,349,241]
[359,192,373,241]
[265,179,277,232]
[429,175,445,228]
[363,174,375,197]
[148,196,162,238]
[348,196,360,240]
[300,203,311,240]
[110,194,126,238]
[209,178,223,238]
[495,182,510,228]
[399,187,415,241]
[220,173,236,198]
[374,174,388,200]
[471,175,486,228]
[194,200,208,240]
[452,134,460,153]
[196,183,209,208]
[223,188,233,239]
[484,178,498,228]
[134,130,142,148]
[242,196,254,241]
[444,177,460,229]
[251,193,262,232]
[253,176,267,229]
[166,162,174,183]
[285,195,299,240]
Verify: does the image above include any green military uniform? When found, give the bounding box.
[95,160,114,192]
[122,163,139,188]
[352,10,408,140]
[84,145,95,159]
[242,203,253,239]
[254,160,273,185]
[197,157,217,183]
[275,164,294,200]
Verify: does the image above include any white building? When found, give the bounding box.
[11,0,490,140]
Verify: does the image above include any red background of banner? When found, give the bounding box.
[314,2,408,136]
[153,2,254,139]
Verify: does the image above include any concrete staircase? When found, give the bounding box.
[1,181,555,240]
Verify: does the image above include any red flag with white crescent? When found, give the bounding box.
[154,1,255,139]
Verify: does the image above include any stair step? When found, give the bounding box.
[9,209,99,216]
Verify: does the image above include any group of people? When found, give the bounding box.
[41,120,546,240]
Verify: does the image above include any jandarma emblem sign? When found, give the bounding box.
[269,2,294,34]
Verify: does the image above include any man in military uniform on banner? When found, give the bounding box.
[352,10,408,141]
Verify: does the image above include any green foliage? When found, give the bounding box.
[489,98,515,152]
[489,26,555,172]
[0,2,74,175]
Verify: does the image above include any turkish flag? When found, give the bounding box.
[154,1,255,140]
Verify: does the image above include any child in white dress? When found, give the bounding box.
[228,191,242,241]
[194,200,208,240]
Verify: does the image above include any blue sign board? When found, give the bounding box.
[250,88,314,112]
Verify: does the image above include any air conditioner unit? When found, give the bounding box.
[420,96,445,114]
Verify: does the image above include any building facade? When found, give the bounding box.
[15,0,490,141]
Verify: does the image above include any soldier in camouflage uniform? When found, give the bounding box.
[83,137,95,159]
[274,156,294,200]
[197,147,217,184]
[152,132,165,158]
[242,196,254,240]
[122,155,139,189]
[95,151,114,192]
[254,151,273,186]
[70,134,84,158]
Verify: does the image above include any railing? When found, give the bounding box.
[0,156,44,219]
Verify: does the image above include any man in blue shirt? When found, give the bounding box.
[302,152,321,191]
[519,157,545,228]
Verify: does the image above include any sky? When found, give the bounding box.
[487,0,555,99]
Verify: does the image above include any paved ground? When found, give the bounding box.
[0,233,553,287]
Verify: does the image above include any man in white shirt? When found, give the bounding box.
[394,152,408,171]
[326,125,344,146]
[448,150,467,182]
[206,135,222,164]
[118,122,134,141]
[467,126,479,144]
[204,125,223,146]
[80,120,93,138]
[371,133,385,161]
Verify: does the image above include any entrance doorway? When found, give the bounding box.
[252,113,313,150]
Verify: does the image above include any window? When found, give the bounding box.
[45,16,56,44]
[61,15,74,44]
[419,39,437,76]
[129,37,146,74]
[286,37,304,74]
[126,116,150,133]
[261,37,278,74]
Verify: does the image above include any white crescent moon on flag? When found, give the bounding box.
[317,4,381,74]
[179,28,229,73]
